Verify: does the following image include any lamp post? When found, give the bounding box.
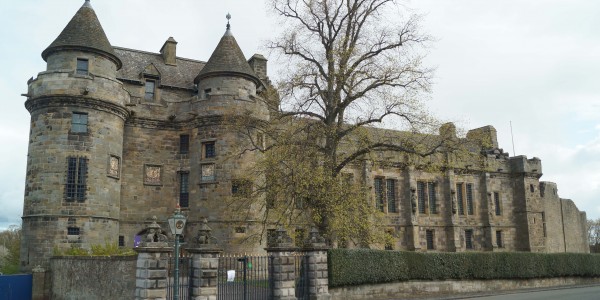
[168,206,187,300]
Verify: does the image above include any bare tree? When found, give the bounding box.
[228,0,454,245]
[588,218,600,252]
[269,0,441,173]
[0,225,21,274]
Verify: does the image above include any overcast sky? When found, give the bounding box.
[0,0,598,230]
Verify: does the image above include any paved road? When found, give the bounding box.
[437,285,600,300]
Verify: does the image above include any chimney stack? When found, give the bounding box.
[160,37,177,66]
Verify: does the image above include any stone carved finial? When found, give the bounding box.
[195,218,217,246]
[304,228,326,248]
[140,216,168,247]
[270,227,293,248]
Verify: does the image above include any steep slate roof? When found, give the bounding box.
[194,28,261,86]
[42,0,122,69]
[114,47,205,90]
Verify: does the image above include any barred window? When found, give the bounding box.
[67,227,80,236]
[465,229,474,249]
[118,235,125,247]
[66,157,87,201]
[426,230,434,250]
[494,192,501,216]
[76,58,88,75]
[466,183,474,215]
[71,112,88,133]
[179,134,190,154]
[417,181,437,214]
[203,141,216,159]
[179,172,189,208]
[428,182,437,214]
[386,179,397,213]
[417,181,426,214]
[374,178,384,212]
[496,230,503,248]
[456,183,465,215]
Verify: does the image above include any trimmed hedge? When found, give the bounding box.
[328,249,600,287]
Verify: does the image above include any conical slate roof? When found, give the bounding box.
[41,0,122,69]
[194,28,260,86]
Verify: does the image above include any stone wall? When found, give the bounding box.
[561,199,588,253]
[330,277,600,300]
[50,256,136,300]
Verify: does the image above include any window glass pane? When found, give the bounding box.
[76,58,88,75]
[386,179,396,213]
[179,135,189,154]
[456,183,464,215]
[76,157,87,200]
[204,142,215,158]
[66,156,86,201]
[465,230,473,249]
[72,113,88,133]
[426,230,434,250]
[494,192,501,216]
[496,231,503,248]
[466,183,474,215]
[66,157,77,200]
[145,81,155,100]
[417,181,426,214]
[428,182,437,214]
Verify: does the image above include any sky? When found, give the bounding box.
[0,0,598,230]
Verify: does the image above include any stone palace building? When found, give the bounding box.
[19,0,588,271]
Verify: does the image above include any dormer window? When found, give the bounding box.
[141,64,161,102]
[145,80,156,101]
[76,58,89,75]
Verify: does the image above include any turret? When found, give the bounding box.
[21,0,128,271]
[192,15,269,120]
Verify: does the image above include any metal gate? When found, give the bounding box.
[0,274,32,300]
[293,253,309,300]
[166,250,192,300]
[217,254,271,300]
[217,253,309,300]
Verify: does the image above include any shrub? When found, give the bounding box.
[328,249,600,287]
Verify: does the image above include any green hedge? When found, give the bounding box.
[328,249,600,287]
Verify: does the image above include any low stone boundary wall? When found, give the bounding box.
[330,277,600,299]
[50,255,136,300]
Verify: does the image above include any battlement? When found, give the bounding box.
[509,155,542,175]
